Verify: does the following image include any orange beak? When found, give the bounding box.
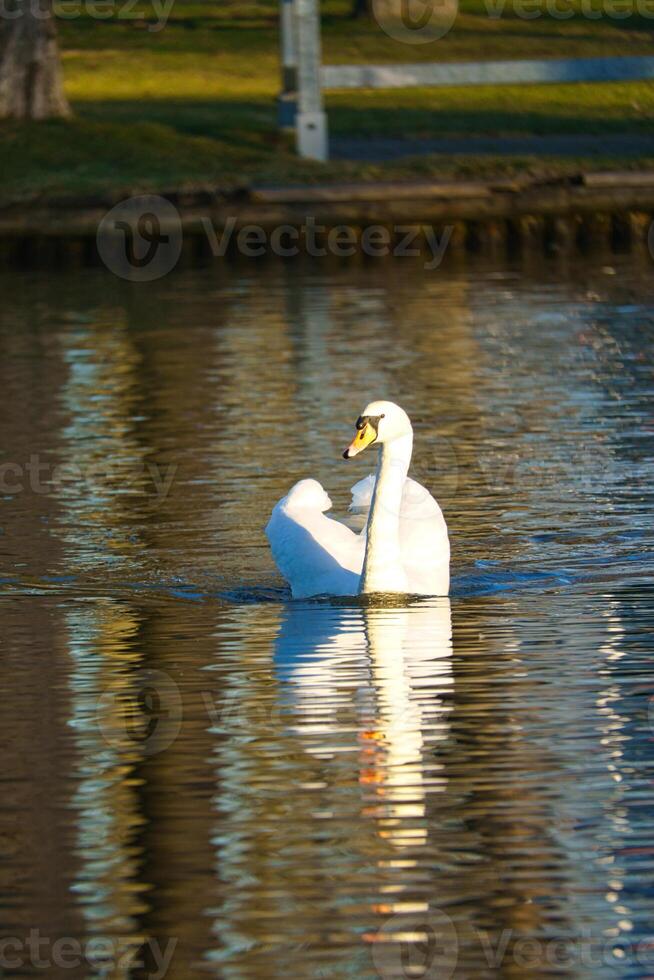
[343,421,377,459]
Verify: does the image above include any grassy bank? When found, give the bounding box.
[2,0,654,204]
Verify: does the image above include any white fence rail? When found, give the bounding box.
[278,0,654,162]
[321,55,654,90]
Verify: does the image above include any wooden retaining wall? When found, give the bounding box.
[0,172,653,266]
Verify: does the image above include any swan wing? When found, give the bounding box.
[266,479,364,598]
[399,478,450,595]
[347,473,376,532]
[349,473,376,511]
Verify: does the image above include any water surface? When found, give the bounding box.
[0,254,653,978]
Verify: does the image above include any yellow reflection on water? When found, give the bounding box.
[65,599,148,975]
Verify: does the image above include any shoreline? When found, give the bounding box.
[0,171,653,260]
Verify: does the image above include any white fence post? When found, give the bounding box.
[295,0,328,161]
[278,0,297,130]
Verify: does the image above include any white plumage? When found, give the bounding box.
[266,401,450,598]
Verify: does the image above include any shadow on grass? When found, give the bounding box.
[77,99,278,148]
[1,92,653,204]
[326,99,654,137]
[74,93,654,144]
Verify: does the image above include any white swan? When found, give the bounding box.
[266,400,450,598]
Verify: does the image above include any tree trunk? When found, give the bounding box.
[0,0,70,120]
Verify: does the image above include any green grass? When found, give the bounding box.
[2,0,654,204]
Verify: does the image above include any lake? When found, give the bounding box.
[0,251,653,978]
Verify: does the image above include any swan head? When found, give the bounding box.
[343,400,412,459]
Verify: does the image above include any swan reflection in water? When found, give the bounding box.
[274,597,453,849]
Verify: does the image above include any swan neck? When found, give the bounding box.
[359,433,412,594]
